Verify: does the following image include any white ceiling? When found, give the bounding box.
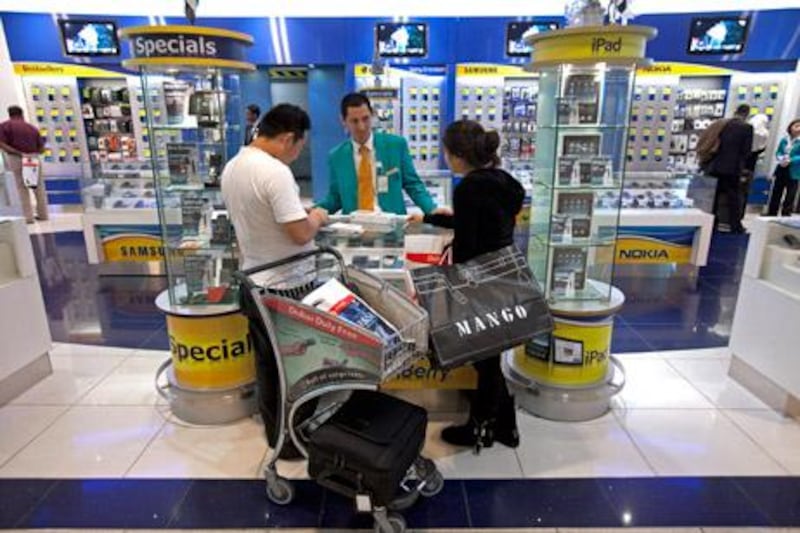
[0,0,798,17]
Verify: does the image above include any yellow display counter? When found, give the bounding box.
[503,281,627,421]
[155,289,257,424]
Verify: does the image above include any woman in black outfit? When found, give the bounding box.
[410,120,525,450]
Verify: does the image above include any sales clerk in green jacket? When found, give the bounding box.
[317,93,448,216]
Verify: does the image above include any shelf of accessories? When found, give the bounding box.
[80,82,139,164]
[456,76,539,165]
[23,78,86,176]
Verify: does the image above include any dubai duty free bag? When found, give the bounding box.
[410,245,553,370]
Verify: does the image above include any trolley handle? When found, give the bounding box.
[233,246,347,290]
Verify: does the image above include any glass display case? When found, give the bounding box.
[528,63,637,304]
[138,67,243,306]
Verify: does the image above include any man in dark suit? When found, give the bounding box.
[243,104,260,145]
[707,104,753,234]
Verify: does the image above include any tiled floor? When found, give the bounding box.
[1,343,799,529]
[3,212,799,530]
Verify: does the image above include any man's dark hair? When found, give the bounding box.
[735,104,751,118]
[246,104,261,117]
[257,104,310,141]
[340,92,372,119]
[7,106,23,118]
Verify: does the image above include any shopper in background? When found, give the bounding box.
[243,104,261,145]
[706,104,753,234]
[0,105,48,223]
[409,120,525,450]
[766,118,800,217]
[221,103,328,280]
[318,92,446,216]
[741,113,770,220]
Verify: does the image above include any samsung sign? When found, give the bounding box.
[119,25,254,70]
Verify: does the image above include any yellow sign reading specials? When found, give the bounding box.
[13,62,124,78]
[101,234,165,263]
[382,356,477,390]
[616,236,692,265]
[167,312,255,390]
[527,25,657,69]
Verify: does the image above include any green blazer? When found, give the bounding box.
[317,131,436,215]
[776,137,800,180]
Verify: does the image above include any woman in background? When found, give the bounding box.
[767,118,800,216]
[409,120,525,450]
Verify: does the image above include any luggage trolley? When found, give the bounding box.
[235,247,444,533]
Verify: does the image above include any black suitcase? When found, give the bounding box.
[307,390,428,507]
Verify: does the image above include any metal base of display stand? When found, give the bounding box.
[502,352,626,422]
[155,359,257,425]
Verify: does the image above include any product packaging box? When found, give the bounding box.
[302,279,400,347]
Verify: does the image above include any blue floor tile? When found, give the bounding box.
[0,479,57,528]
[699,260,745,279]
[168,479,323,529]
[401,480,469,528]
[18,479,191,529]
[464,479,621,528]
[319,480,469,529]
[628,324,730,351]
[618,301,692,326]
[1,477,797,528]
[600,477,772,527]
[137,326,170,351]
[733,477,800,527]
[697,277,743,298]
[611,321,654,353]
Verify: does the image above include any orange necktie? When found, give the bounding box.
[357,144,375,211]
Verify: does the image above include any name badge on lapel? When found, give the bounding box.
[377,174,389,193]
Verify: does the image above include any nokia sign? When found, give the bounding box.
[619,249,669,260]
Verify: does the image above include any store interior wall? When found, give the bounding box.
[270,77,312,191]
[0,17,25,212]
[239,68,273,127]
[308,66,346,202]
[0,19,25,114]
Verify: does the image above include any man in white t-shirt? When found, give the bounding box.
[221,104,328,285]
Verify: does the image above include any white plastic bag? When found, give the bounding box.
[21,156,40,188]
[404,233,453,269]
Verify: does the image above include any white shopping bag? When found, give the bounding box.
[404,233,453,269]
[21,156,40,188]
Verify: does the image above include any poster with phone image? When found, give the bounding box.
[553,337,584,365]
